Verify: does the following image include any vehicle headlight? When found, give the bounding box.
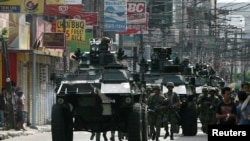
[125,97,132,104]
[57,98,64,104]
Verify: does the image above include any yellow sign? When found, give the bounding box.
[0,0,44,14]
[21,0,44,14]
[55,19,86,41]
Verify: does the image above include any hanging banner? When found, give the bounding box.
[104,0,127,31]
[46,0,82,5]
[0,0,44,14]
[53,19,86,41]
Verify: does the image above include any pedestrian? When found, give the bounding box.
[147,85,165,141]
[215,87,237,125]
[241,82,250,94]
[236,91,249,125]
[15,88,26,130]
[162,82,180,140]
[197,87,211,133]
[0,88,7,127]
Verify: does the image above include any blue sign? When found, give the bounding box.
[104,0,127,31]
[0,5,20,13]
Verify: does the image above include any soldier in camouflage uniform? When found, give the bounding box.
[162,82,180,140]
[207,87,221,125]
[197,87,212,133]
[147,85,165,141]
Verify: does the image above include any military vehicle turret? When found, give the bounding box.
[51,37,148,141]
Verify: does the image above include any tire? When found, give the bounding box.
[127,103,143,141]
[142,104,148,141]
[181,101,197,136]
[51,104,73,141]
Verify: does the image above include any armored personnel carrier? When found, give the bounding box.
[51,38,148,141]
[143,47,197,136]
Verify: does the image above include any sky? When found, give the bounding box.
[217,0,250,3]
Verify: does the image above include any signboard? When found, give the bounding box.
[0,0,44,14]
[43,32,66,49]
[69,12,98,26]
[44,4,98,26]
[46,0,82,5]
[117,2,148,34]
[104,0,127,31]
[44,4,83,16]
[117,12,148,34]
[52,19,86,41]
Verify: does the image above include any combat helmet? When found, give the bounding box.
[166,82,174,87]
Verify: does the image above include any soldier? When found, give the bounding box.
[145,85,153,139]
[147,85,165,141]
[162,82,180,140]
[90,132,108,141]
[207,88,221,125]
[197,87,211,133]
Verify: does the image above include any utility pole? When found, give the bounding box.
[31,14,37,129]
[180,0,185,60]
[62,16,67,73]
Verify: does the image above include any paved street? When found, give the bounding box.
[0,122,207,141]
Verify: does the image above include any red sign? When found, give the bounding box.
[127,2,146,14]
[69,12,98,26]
[117,13,148,35]
[44,5,83,16]
[44,5,98,26]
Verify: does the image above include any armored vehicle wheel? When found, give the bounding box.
[181,101,197,136]
[127,103,143,141]
[51,104,73,141]
[142,104,148,141]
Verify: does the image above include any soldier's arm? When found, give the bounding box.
[172,94,180,109]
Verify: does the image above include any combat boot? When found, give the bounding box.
[170,132,174,140]
[155,135,160,141]
[151,133,155,140]
[164,131,169,139]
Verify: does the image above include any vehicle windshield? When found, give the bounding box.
[64,69,101,81]
[162,75,185,86]
[195,77,206,86]
[102,70,128,82]
[144,74,161,84]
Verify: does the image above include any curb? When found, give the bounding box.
[0,125,51,140]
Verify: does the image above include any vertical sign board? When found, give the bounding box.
[104,0,127,31]
[117,1,148,34]
[43,32,66,49]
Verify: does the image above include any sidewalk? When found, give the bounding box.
[0,125,51,140]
